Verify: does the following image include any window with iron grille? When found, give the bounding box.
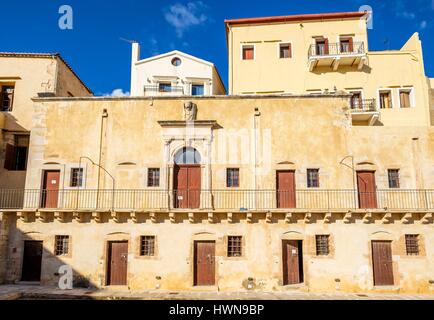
[226,168,239,187]
[70,168,83,187]
[140,236,155,256]
[227,236,242,257]
[315,235,329,256]
[405,234,419,255]
[307,169,319,188]
[147,168,160,187]
[387,169,400,188]
[55,235,70,256]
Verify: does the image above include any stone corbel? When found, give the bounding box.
[421,212,432,224]
[266,211,272,223]
[401,212,412,224]
[54,211,65,223]
[246,212,253,224]
[343,211,352,224]
[285,212,292,224]
[149,212,157,223]
[92,212,102,223]
[207,212,214,224]
[324,212,332,224]
[17,211,30,222]
[36,211,48,222]
[130,211,138,223]
[227,212,233,223]
[111,212,120,223]
[188,212,194,223]
[73,212,85,223]
[363,211,373,224]
[169,212,176,223]
[304,212,312,224]
[382,212,392,224]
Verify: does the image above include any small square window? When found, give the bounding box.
[55,235,70,256]
[228,236,242,257]
[279,43,292,58]
[242,46,254,60]
[226,168,239,187]
[307,169,319,188]
[70,168,83,187]
[140,236,155,256]
[387,169,400,188]
[315,235,329,256]
[147,168,160,187]
[405,234,419,255]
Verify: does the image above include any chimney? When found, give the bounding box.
[130,42,140,96]
[132,42,140,63]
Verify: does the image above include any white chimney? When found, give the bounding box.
[130,42,140,96]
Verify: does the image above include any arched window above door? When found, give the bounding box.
[174,147,201,165]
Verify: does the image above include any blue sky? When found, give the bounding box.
[1,0,433,95]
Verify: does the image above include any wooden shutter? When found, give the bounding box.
[349,37,354,52]
[243,47,254,60]
[288,43,292,58]
[324,38,329,54]
[400,91,410,108]
[4,144,16,170]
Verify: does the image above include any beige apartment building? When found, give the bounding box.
[0,12,433,294]
[0,53,92,189]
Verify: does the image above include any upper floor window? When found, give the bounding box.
[279,43,292,59]
[158,82,172,93]
[242,45,254,60]
[387,169,400,188]
[171,57,181,66]
[379,90,393,109]
[315,38,328,55]
[399,89,413,108]
[350,91,362,109]
[307,169,319,188]
[174,147,201,165]
[191,84,204,96]
[1,85,15,112]
[4,135,28,171]
[147,168,160,187]
[340,37,353,53]
[227,168,240,188]
[70,168,83,187]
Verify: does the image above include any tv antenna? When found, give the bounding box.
[119,37,137,44]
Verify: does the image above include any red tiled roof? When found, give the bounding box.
[0,52,92,94]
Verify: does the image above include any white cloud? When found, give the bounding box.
[105,89,130,97]
[420,20,427,29]
[149,36,159,56]
[164,1,207,38]
[397,11,416,19]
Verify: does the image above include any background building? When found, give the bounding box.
[130,43,226,97]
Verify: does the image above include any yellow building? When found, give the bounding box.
[0,12,433,295]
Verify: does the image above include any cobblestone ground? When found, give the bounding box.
[0,285,433,300]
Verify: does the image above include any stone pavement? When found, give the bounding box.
[0,285,433,300]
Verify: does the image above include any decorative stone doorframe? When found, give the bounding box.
[158,120,218,210]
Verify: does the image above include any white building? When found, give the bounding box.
[130,43,226,97]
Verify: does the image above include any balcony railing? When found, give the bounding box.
[349,99,377,113]
[308,42,365,58]
[1,189,433,211]
[144,85,184,94]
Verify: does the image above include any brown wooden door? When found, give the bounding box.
[194,241,215,286]
[107,241,128,285]
[277,171,296,208]
[282,240,303,285]
[21,241,43,281]
[41,170,60,208]
[174,165,201,209]
[357,171,377,209]
[372,241,394,286]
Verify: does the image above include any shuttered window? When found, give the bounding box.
[227,236,242,257]
[405,234,419,255]
[226,168,239,187]
[315,235,329,256]
[387,169,400,188]
[140,236,155,256]
[147,168,160,187]
[242,46,254,60]
[55,235,70,256]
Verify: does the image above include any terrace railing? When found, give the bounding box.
[349,99,377,113]
[308,42,365,58]
[0,189,433,211]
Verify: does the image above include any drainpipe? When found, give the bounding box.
[96,109,108,209]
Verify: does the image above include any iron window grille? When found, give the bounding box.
[55,235,70,256]
[140,236,155,256]
[70,168,83,187]
[227,168,240,188]
[315,235,329,256]
[388,169,400,188]
[147,168,160,187]
[228,236,242,257]
[307,169,320,188]
[405,234,419,255]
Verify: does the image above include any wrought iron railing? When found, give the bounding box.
[144,85,184,94]
[349,99,377,113]
[308,42,365,58]
[0,189,433,211]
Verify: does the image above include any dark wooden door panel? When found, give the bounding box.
[21,241,43,281]
[194,241,215,286]
[188,166,201,209]
[357,171,377,209]
[372,241,394,286]
[282,240,302,285]
[107,241,128,285]
[277,171,296,208]
[41,170,60,208]
[174,165,201,209]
